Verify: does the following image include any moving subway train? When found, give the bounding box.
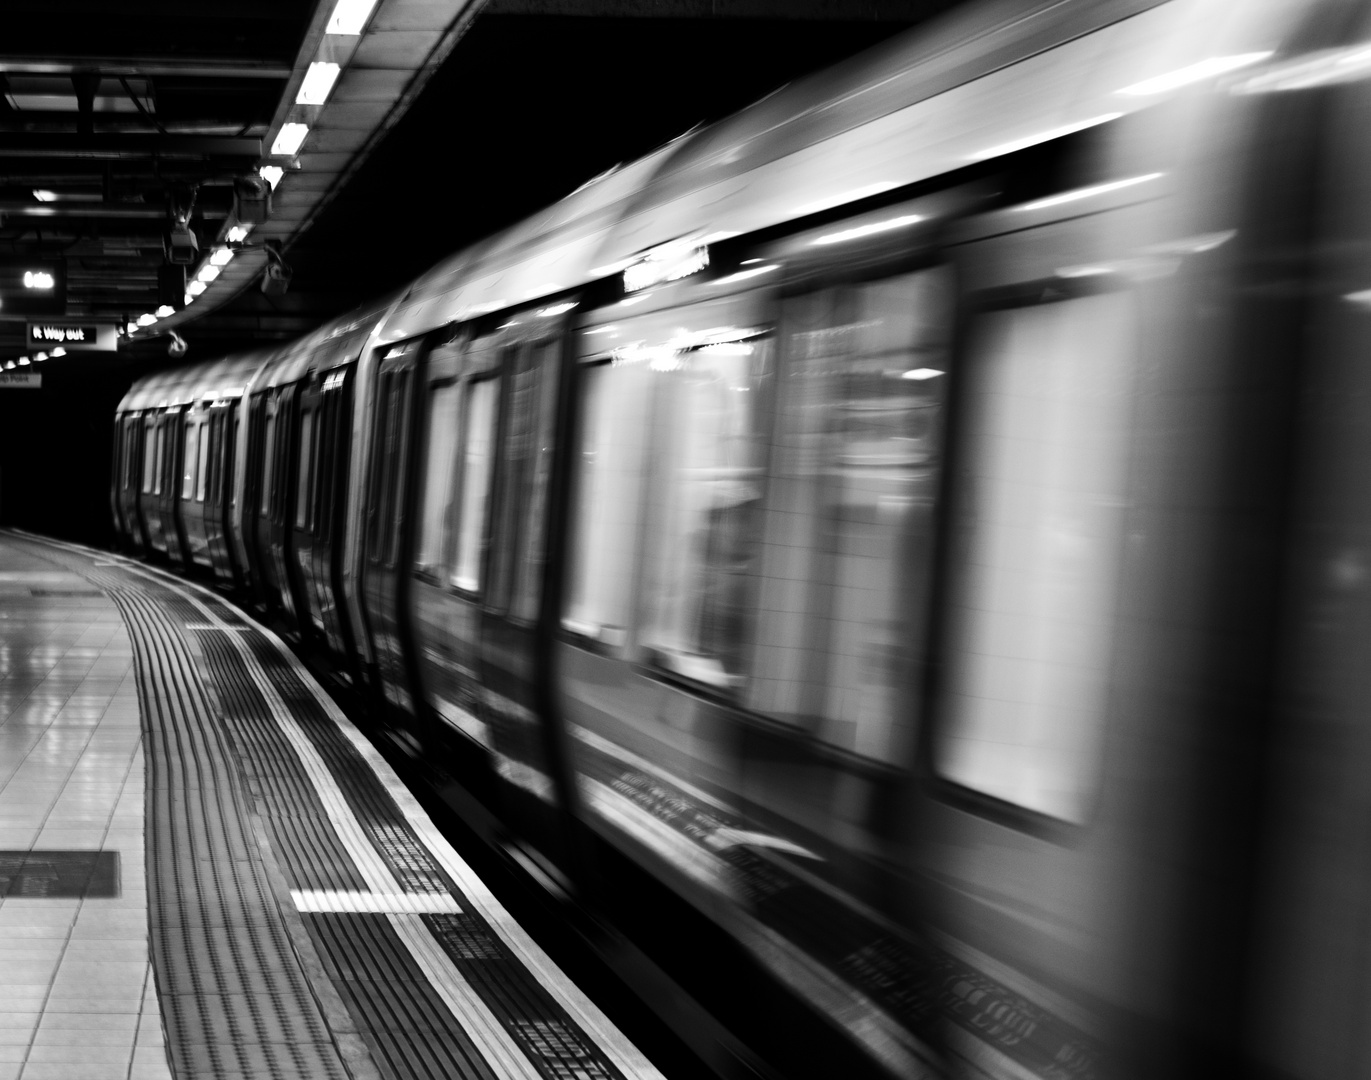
[110,0,1371,1076]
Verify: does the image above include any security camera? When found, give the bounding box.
[167,331,188,359]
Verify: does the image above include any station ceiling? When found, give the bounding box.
[0,0,957,373]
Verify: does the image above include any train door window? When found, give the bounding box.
[260,410,277,514]
[194,420,211,501]
[152,422,166,496]
[746,268,951,762]
[451,376,499,592]
[230,416,240,509]
[315,393,334,540]
[638,332,773,688]
[507,341,560,622]
[934,289,1136,824]
[383,370,411,567]
[365,372,391,559]
[563,357,654,641]
[417,381,461,576]
[141,424,156,494]
[296,409,315,529]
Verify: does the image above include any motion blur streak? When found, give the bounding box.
[107,0,1371,1078]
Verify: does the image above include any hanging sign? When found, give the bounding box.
[0,372,41,388]
[27,322,117,352]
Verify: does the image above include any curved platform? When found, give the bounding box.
[0,531,665,1080]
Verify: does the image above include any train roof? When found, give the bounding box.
[118,351,271,413]
[251,290,401,393]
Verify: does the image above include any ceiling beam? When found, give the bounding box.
[0,134,261,159]
[0,57,291,79]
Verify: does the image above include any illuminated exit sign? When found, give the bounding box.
[27,322,116,352]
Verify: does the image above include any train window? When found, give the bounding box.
[564,359,653,641]
[639,333,773,688]
[383,370,411,567]
[260,411,277,514]
[417,381,461,576]
[194,421,211,501]
[181,420,195,499]
[296,410,315,529]
[153,423,166,496]
[315,396,334,540]
[508,341,560,621]
[230,417,240,509]
[451,376,499,592]
[141,425,156,494]
[746,268,951,761]
[935,289,1136,824]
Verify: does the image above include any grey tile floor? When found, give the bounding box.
[0,547,169,1080]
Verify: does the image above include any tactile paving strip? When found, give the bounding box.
[19,538,650,1080]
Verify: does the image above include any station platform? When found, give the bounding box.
[0,531,665,1080]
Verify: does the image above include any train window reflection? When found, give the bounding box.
[563,358,653,641]
[451,377,499,592]
[936,290,1136,824]
[640,335,772,687]
[510,341,560,622]
[746,268,951,762]
[416,382,461,575]
[153,424,165,497]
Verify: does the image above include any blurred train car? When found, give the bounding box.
[111,0,1371,1077]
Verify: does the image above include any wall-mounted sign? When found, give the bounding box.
[0,260,65,316]
[26,323,117,353]
[0,372,41,389]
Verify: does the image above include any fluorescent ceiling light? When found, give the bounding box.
[711,264,779,286]
[271,123,309,157]
[259,166,284,190]
[226,224,253,243]
[968,113,1123,161]
[17,357,30,366]
[136,313,157,327]
[210,248,234,267]
[1231,45,1371,94]
[184,292,196,306]
[197,264,221,284]
[297,62,341,106]
[3,361,13,370]
[326,0,379,34]
[1118,52,1272,96]
[811,214,923,246]
[32,189,56,202]
[902,368,944,380]
[1014,173,1163,213]
[155,305,174,317]
[49,348,63,357]
[187,280,207,296]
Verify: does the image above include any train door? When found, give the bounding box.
[361,341,423,714]
[117,414,147,553]
[249,391,284,612]
[271,382,310,632]
[204,400,238,584]
[141,408,170,555]
[178,404,213,570]
[313,366,357,663]
[292,377,326,644]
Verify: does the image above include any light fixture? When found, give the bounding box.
[1014,173,1163,213]
[125,322,138,336]
[259,166,284,190]
[902,368,944,380]
[536,301,578,318]
[1231,45,1371,94]
[711,264,779,286]
[210,248,234,267]
[326,0,380,34]
[226,224,253,244]
[137,313,157,327]
[17,357,29,366]
[187,280,207,297]
[297,62,341,106]
[1118,53,1272,96]
[32,190,57,202]
[34,352,48,361]
[22,270,54,289]
[196,264,221,284]
[184,292,195,306]
[155,305,174,318]
[812,215,923,246]
[3,361,14,370]
[271,123,310,157]
[49,348,63,358]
